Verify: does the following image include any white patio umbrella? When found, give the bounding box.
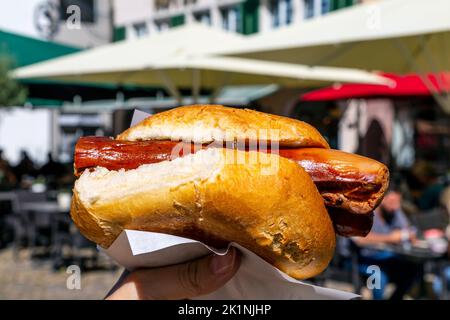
[12,24,389,103]
[219,0,450,111]
[220,0,450,74]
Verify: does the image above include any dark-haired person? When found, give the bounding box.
[39,152,67,190]
[0,149,17,190]
[354,190,422,300]
[432,187,450,297]
[13,150,37,188]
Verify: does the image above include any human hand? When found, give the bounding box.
[106,247,240,300]
[388,229,416,244]
[409,230,418,245]
[387,230,404,244]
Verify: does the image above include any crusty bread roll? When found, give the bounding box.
[118,104,330,148]
[71,148,336,280]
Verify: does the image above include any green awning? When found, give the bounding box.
[0,30,169,107]
[0,29,80,67]
[0,29,82,106]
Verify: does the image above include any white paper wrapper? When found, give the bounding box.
[99,109,359,300]
[130,109,152,126]
[101,230,358,300]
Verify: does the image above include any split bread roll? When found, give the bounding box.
[71,148,336,280]
[71,104,389,280]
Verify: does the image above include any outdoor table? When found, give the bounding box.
[361,242,449,300]
[0,192,17,247]
[21,201,70,256]
[20,201,98,270]
[0,192,16,201]
[0,192,17,213]
[364,243,445,261]
[21,202,62,213]
[21,201,67,237]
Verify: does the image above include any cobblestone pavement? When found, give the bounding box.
[0,247,365,300]
[0,248,123,299]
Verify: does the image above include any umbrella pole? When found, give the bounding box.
[209,88,221,104]
[394,37,450,114]
[209,73,232,104]
[192,69,200,104]
[156,70,182,105]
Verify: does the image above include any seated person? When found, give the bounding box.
[353,189,422,300]
[39,152,67,189]
[432,186,450,297]
[0,149,16,190]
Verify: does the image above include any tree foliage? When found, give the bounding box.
[0,56,28,107]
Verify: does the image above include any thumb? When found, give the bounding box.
[108,247,240,300]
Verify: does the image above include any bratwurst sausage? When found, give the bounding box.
[74,136,388,236]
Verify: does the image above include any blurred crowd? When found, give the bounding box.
[0,149,73,192]
[399,160,449,215]
[0,148,103,273]
[344,159,450,300]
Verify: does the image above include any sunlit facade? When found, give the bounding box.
[113,0,359,41]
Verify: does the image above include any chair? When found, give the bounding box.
[51,212,74,269]
[71,229,99,270]
[0,192,17,248]
[348,240,367,295]
[16,191,48,251]
[4,190,47,258]
[51,212,99,270]
[309,237,366,292]
[1,192,28,257]
[15,190,47,203]
[410,208,449,234]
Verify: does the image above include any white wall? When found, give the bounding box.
[0,108,51,165]
[113,0,153,26]
[0,0,112,48]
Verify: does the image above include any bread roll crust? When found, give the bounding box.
[71,149,335,279]
[118,105,330,148]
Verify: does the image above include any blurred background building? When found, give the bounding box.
[0,0,113,48]
[113,0,358,40]
[0,0,368,166]
[1,0,450,300]
[0,0,113,165]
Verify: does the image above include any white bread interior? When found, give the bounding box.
[71,148,336,280]
[118,105,329,148]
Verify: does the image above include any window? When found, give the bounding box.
[59,0,95,23]
[171,15,185,27]
[155,20,170,31]
[304,0,315,19]
[286,0,293,24]
[113,26,126,42]
[336,0,354,10]
[194,11,212,26]
[321,0,331,14]
[133,22,148,38]
[269,0,293,28]
[221,6,241,33]
[155,0,170,11]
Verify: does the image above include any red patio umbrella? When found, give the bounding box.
[301,72,450,101]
